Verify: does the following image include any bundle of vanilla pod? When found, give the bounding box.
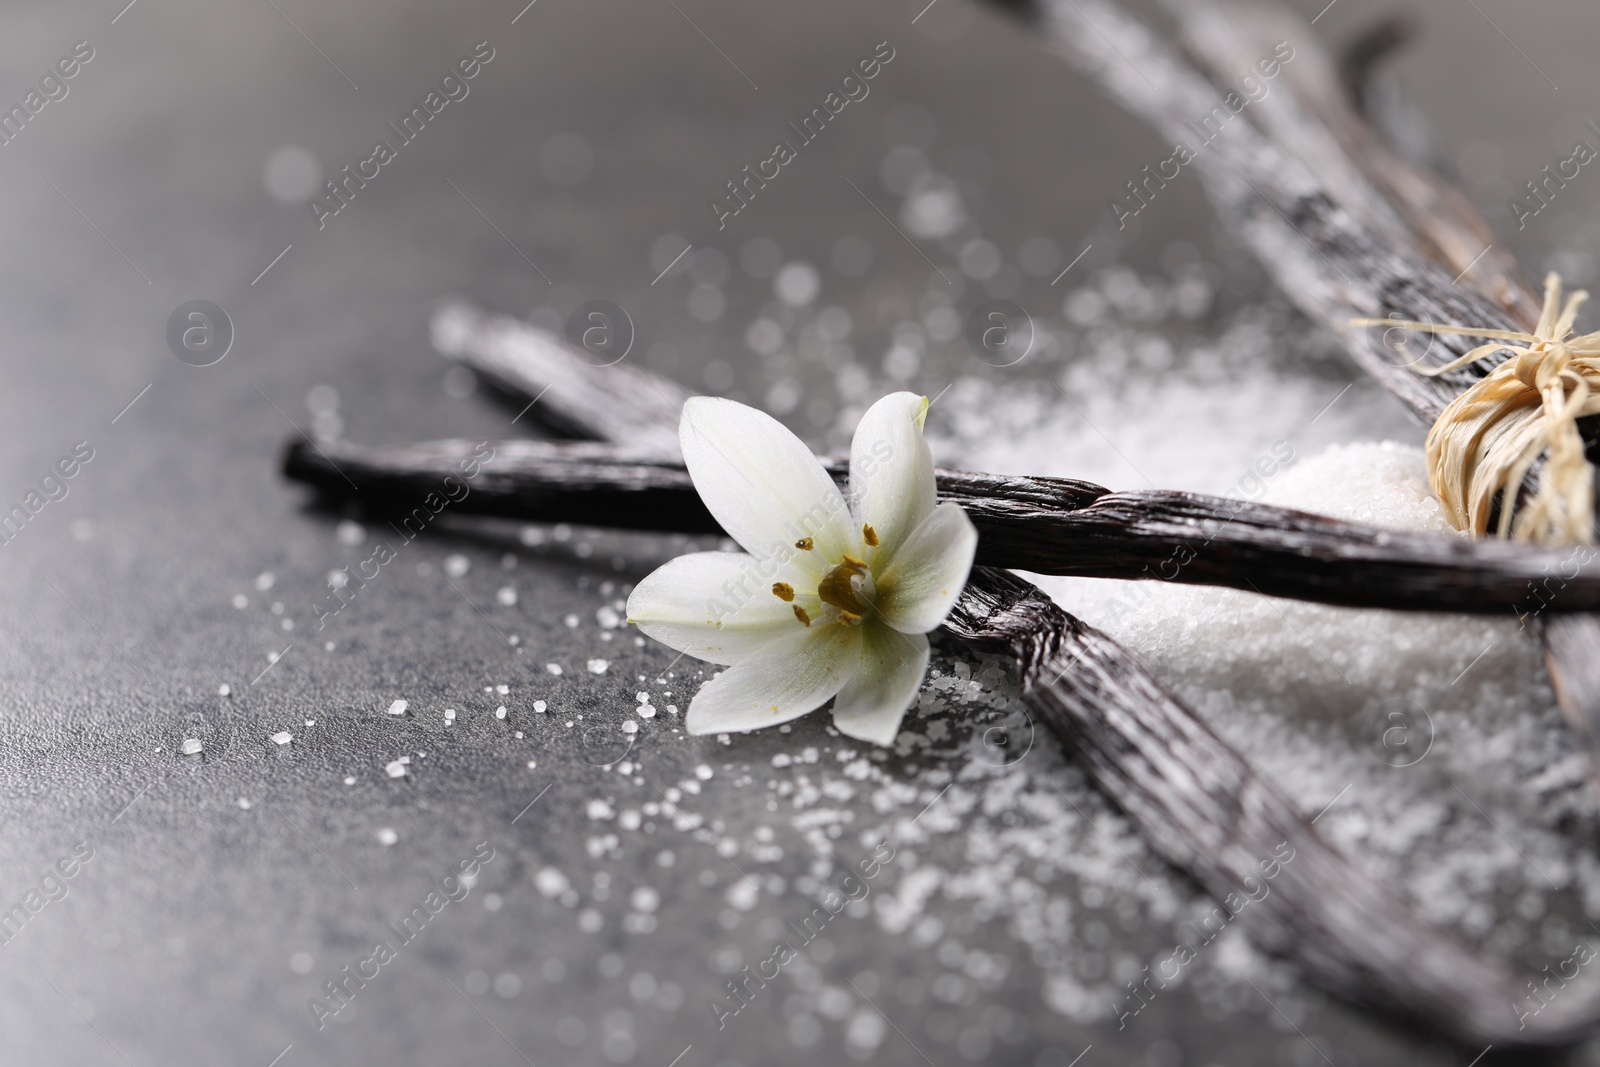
[283,0,1600,1048]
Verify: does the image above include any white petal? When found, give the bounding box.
[831,626,929,747]
[680,397,853,570]
[685,622,862,735]
[849,392,936,562]
[876,502,979,634]
[627,552,800,665]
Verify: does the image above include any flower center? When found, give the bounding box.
[816,555,873,622]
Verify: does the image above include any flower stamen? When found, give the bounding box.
[792,604,811,627]
[863,523,880,547]
[794,537,814,551]
[772,582,794,601]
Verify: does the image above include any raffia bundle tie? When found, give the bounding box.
[1352,273,1600,545]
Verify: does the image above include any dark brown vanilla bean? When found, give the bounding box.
[432,302,690,456]
[284,436,1600,616]
[948,567,1600,1047]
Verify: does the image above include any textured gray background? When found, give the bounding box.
[0,0,1597,1065]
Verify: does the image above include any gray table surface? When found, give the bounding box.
[1,0,1597,1064]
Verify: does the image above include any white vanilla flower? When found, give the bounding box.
[626,392,978,746]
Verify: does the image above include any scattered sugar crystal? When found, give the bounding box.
[637,705,656,719]
[597,606,622,629]
[535,867,569,897]
[232,594,248,609]
[586,659,609,674]
[444,709,456,724]
[180,738,202,756]
[534,700,548,713]
[387,699,408,716]
[546,664,563,676]
[343,776,356,786]
[726,879,759,911]
[564,614,580,629]
[621,721,639,735]
[254,572,274,591]
[496,706,507,719]
[271,731,292,746]
[444,554,470,577]
[377,827,398,846]
[384,760,406,778]
[497,684,510,694]
[336,519,365,545]
[217,683,231,697]
[237,798,251,810]
[497,586,518,606]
